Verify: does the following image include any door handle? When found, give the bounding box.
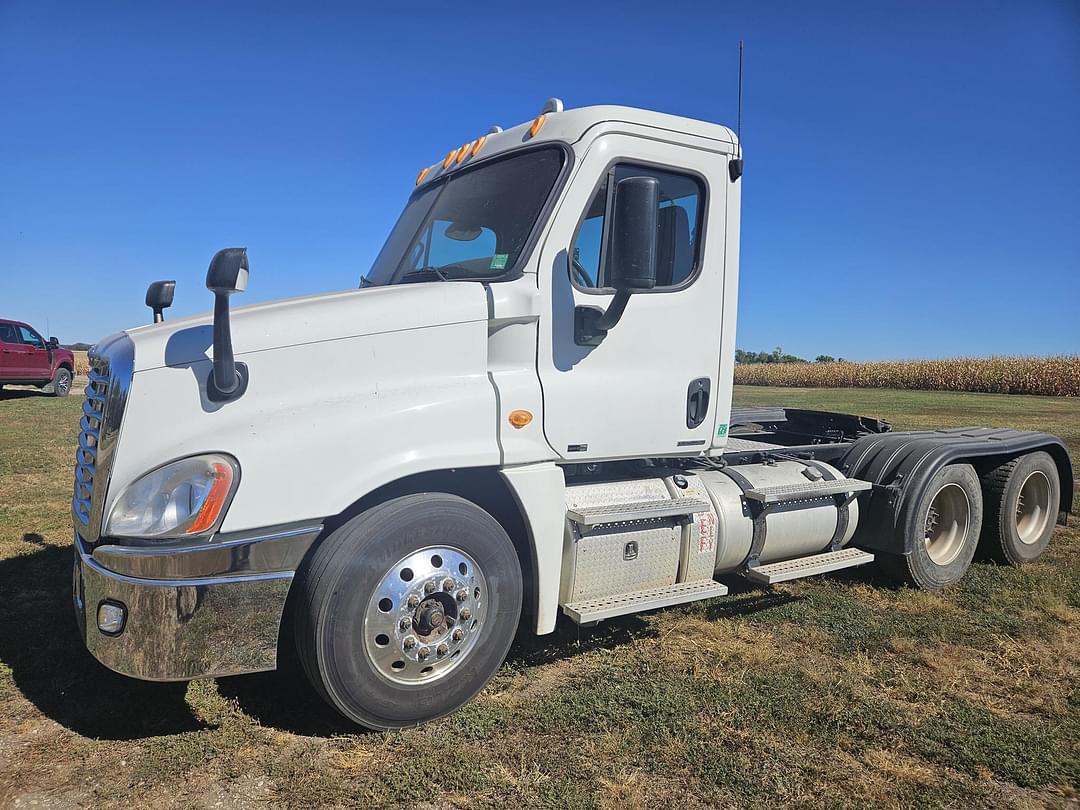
[686,377,711,429]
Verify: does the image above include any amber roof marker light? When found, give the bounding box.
[528,98,563,139]
[415,167,430,186]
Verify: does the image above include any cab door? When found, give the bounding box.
[537,134,728,460]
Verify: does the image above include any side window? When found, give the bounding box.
[570,163,705,290]
[17,326,45,349]
[402,219,499,277]
[0,324,17,344]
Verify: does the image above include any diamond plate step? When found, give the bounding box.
[567,497,712,529]
[743,478,872,504]
[743,547,875,585]
[562,579,728,624]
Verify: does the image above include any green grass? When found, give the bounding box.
[0,384,1077,808]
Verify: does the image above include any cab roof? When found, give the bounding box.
[415,100,738,188]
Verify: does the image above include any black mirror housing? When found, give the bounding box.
[206,248,249,294]
[607,175,659,292]
[574,176,660,346]
[47,336,59,349]
[145,280,176,323]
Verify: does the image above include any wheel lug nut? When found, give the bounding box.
[407,595,419,609]
[403,636,416,650]
[443,578,455,592]
[460,608,471,621]
[399,617,410,631]
[456,589,468,602]
[424,580,436,594]
[417,646,430,660]
[452,628,464,641]
[437,643,448,656]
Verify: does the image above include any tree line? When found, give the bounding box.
[735,347,851,364]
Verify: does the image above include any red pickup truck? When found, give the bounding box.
[0,319,76,397]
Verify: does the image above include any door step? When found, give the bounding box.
[743,547,875,585]
[743,478,872,504]
[562,579,728,624]
[566,497,712,529]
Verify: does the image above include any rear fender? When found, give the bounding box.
[841,428,1074,554]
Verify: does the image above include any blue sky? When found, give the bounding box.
[1,1,1077,359]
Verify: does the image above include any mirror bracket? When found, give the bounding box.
[574,290,630,346]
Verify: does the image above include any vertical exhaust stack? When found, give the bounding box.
[205,248,249,403]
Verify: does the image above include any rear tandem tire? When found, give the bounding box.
[980,451,1060,565]
[294,493,522,730]
[879,463,983,590]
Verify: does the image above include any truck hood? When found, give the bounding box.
[122,282,491,372]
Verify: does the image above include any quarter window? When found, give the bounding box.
[571,164,705,291]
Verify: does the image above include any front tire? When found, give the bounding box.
[49,367,73,397]
[879,463,983,589]
[295,493,522,730]
[980,452,1060,565]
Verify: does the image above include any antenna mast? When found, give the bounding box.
[729,40,744,181]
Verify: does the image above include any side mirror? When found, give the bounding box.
[205,248,249,403]
[47,337,59,350]
[575,176,659,346]
[145,280,176,323]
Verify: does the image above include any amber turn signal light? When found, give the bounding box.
[508,410,533,429]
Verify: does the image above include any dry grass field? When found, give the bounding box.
[0,383,1077,808]
[734,356,1080,397]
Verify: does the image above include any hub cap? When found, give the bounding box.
[363,546,486,685]
[1015,471,1051,545]
[923,483,970,566]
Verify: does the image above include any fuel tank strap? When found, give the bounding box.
[718,466,769,568]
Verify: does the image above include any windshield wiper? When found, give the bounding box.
[398,266,450,283]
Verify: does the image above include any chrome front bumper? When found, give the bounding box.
[72,524,321,682]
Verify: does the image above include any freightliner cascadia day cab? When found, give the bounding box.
[72,100,1074,730]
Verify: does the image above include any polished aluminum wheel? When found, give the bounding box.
[1015,470,1052,545]
[363,546,487,685]
[923,483,971,566]
[56,371,71,395]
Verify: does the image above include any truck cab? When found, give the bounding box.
[0,318,75,396]
[70,100,1072,730]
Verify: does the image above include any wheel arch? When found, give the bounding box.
[311,467,537,623]
[844,429,1074,555]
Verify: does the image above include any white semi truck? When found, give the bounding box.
[72,99,1073,730]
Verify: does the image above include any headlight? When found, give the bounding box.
[104,454,239,539]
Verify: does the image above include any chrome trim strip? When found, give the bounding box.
[90,523,323,580]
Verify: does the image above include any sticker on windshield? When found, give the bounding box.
[490,254,509,270]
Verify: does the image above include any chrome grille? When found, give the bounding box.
[71,334,134,542]
[72,363,109,527]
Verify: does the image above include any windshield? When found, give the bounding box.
[364,146,565,286]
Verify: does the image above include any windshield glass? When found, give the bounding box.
[364,146,565,286]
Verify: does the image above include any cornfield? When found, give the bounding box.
[734,356,1080,397]
[73,351,90,376]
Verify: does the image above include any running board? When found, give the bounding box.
[743,478,872,504]
[562,579,728,624]
[743,548,875,585]
[566,497,712,529]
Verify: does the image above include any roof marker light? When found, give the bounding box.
[529,115,546,138]
[442,149,456,169]
[470,135,487,156]
[415,167,430,186]
[455,144,470,163]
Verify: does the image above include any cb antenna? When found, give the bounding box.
[729,39,744,182]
